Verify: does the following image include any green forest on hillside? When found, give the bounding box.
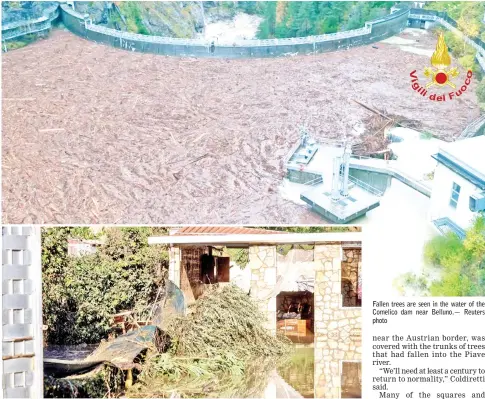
[234,1,394,39]
[395,216,485,296]
[422,2,485,106]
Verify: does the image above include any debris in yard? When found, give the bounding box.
[165,284,290,358]
[128,284,292,398]
[43,365,124,398]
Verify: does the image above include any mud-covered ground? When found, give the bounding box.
[2,29,479,223]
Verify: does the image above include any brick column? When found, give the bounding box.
[248,245,277,334]
[314,244,362,399]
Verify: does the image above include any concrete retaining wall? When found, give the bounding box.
[2,5,59,42]
[6,5,485,61]
[59,4,409,58]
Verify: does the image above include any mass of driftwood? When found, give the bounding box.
[352,99,431,157]
[3,30,478,223]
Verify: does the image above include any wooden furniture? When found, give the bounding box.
[277,319,311,337]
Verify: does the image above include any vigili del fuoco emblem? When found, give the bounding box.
[410,31,472,101]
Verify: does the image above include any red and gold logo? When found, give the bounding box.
[424,32,459,88]
[410,31,472,101]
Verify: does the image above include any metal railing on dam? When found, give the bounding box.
[4,4,485,61]
[1,5,60,43]
[458,114,485,139]
[59,4,410,58]
[349,155,432,197]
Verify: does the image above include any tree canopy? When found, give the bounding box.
[395,215,485,296]
[249,1,393,39]
[42,227,169,344]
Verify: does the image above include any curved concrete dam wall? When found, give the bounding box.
[2,5,59,42]
[59,5,410,58]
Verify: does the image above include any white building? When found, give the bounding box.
[429,135,485,238]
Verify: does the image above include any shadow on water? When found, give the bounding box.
[341,362,362,398]
[43,345,316,398]
[276,347,314,398]
[44,344,98,360]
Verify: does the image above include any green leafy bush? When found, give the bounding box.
[476,78,485,106]
[395,216,485,296]
[256,1,393,39]
[42,227,169,344]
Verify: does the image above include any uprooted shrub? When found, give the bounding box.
[166,284,290,358]
[128,284,291,398]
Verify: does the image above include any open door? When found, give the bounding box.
[216,257,230,283]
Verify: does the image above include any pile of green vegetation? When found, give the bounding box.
[129,284,291,398]
[167,285,289,358]
[42,227,169,345]
[395,215,485,296]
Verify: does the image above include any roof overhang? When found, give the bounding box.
[432,152,485,190]
[148,232,362,246]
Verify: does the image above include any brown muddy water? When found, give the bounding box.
[44,345,315,398]
[3,29,478,224]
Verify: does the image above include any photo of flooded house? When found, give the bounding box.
[149,227,362,398]
[2,226,362,399]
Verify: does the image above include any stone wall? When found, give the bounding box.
[313,244,362,399]
[341,248,362,307]
[248,245,277,333]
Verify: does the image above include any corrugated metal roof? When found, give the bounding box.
[171,227,287,236]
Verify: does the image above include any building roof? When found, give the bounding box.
[170,227,287,236]
[149,232,362,246]
[432,136,485,190]
[444,136,484,172]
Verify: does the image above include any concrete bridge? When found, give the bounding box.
[349,155,433,197]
